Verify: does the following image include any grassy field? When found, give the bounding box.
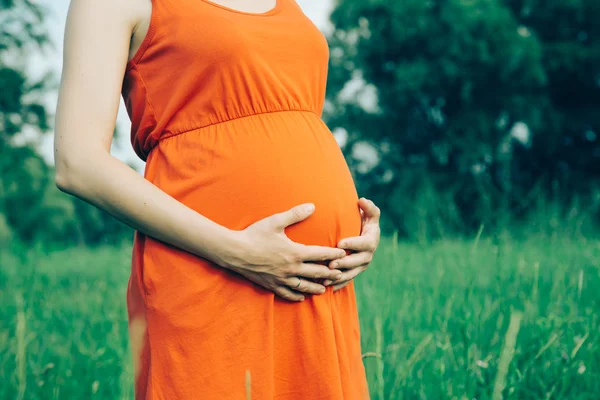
[1,234,600,399]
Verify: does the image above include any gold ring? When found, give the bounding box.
[295,278,301,288]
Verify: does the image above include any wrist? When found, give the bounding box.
[210,228,251,270]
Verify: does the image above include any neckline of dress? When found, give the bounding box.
[198,0,282,17]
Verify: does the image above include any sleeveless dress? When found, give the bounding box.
[121,0,370,398]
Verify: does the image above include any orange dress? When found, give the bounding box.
[121,0,369,398]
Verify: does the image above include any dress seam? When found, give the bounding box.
[158,109,319,143]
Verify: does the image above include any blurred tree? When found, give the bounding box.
[326,0,600,237]
[0,0,54,242]
[1,0,131,246]
[504,0,600,192]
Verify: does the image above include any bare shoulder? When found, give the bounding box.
[62,0,152,69]
[65,0,145,29]
[64,0,150,47]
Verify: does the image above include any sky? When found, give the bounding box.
[36,0,335,168]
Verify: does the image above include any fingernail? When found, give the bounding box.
[332,262,339,268]
[334,273,342,280]
[339,242,346,248]
[323,280,332,286]
[305,204,315,213]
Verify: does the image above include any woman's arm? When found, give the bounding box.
[54,0,345,301]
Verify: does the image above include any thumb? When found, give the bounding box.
[270,203,315,231]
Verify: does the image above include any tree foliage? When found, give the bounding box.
[1,0,131,247]
[326,0,600,237]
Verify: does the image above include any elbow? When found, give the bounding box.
[54,142,110,195]
[54,153,86,195]
[54,169,72,194]
[55,160,75,194]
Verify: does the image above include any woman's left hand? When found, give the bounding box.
[325,198,381,292]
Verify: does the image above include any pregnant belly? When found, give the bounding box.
[144,110,362,248]
[129,112,366,399]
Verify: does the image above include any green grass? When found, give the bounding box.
[1,234,600,399]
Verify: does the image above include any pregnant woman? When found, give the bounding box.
[54,0,381,398]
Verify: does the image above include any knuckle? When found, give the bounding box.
[292,209,303,220]
[285,264,300,276]
[268,214,282,227]
[283,251,300,266]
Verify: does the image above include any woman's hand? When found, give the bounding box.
[325,198,381,292]
[226,203,347,302]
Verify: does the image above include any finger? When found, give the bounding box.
[358,198,381,223]
[274,286,305,302]
[324,265,367,286]
[282,277,326,295]
[337,236,376,252]
[332,281,351,292]
[330,252,372,270]
[270,203,315,230]
[295,263,343,281]
[298,244,347,262]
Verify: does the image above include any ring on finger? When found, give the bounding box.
[295,278,301,288]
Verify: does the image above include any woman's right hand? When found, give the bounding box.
[226,203,346,302]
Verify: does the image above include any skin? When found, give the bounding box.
[54,0,380,302]
[328,198,381,292]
